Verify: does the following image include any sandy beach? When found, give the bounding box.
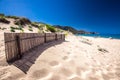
[0,34,120,80]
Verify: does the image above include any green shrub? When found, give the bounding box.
[10,26,16,29]
[1,28,7,30]
[10,26,24,32]
[18,25,23,30]
[16,25,24,32]
[6,16,20,19]
[21,29,24,33]
[29,26,32,28]
[29,28,33,31]
[10,29,15,32]
[38,29,41,33]
[37,24,45,32]
[10,26,22,30]
[56,29,64,32]
[65,32,68,36]
[10,27,15,32]
[0,13,5,17]
[0,17,10,24]
[14,18,31,25]
[28,26,33,31]
[31,22,39,27]
[38,25,42,30]
[57,29,61,32]
[46,24,56,32]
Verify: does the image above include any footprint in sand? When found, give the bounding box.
[0,68,10,79]
[115,67,120,71]
[115,72,120,78]
[76,67,82,75]
[0,59,8,66]
[88,76,99,80]
[101,72,116,80]
[76,66,88,76]
[68,60,75,65]
[59,67,73,77]
[2,73,25,80]
[48,75,61,80]
[67,52,71,55]
[62,56,68,60]
[116,63,120,67]
[114,62,120,78]
[31,68,49,79]
[70,76,83,80]
[49,61,59,67]
[115,67,120,78]
[74,55,77,58]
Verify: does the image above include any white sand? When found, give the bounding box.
[0,34,120,80]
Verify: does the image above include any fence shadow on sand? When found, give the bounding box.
[11,40,64,74]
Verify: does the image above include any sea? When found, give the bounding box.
[77,34,120,39]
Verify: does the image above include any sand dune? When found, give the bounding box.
[0,34,120,80]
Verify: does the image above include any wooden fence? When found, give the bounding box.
[4,33,65,62]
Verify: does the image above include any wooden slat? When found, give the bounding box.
[4,33,65,62]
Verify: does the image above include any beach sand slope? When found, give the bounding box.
[0,35,120,80]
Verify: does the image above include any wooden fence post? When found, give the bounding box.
[55,34,57,40]
[16,35,22,59]
[61,34,62,40]
[44,33,46,43]
[64,34,65,41]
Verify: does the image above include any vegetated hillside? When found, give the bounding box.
[77,30,99,34]
[53,25,78,34]
[0,13,97,34]
[0,13,66,33]
[54,25,98,34]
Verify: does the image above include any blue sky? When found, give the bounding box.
[0,0,120,34]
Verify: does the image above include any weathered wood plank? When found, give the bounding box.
[4,33,65,62]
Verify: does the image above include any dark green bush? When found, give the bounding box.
[28,28,33,31]
[10,26,16,29]
[10,26,19,29]
[29,26,32,28]
[14,18,31,25]
[0,13,5,17]
[31,22,39,27]
[10,27,15,32]
[10,25,24,32]
[10,29,15,32]
[1,28,7,30]
[38,29,41,33]
[18,25,23,30]
[38,24,44,30]
[19,25,24,32]
[28,26,33,31]
[6,16,20,19]
[0,17,10,24]
[46,24,56,32]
